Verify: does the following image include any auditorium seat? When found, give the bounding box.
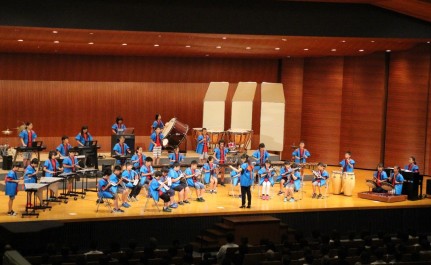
[260,261,282,265]
[242,253,267,265]
[147,258,163,265]
[85,253,104,262]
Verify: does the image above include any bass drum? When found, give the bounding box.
[161,118,189,148]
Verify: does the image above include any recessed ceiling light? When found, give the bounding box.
[359,49,364,52]
[158,35,162,38]
[154,44,159,47]
[282,38,287,41]
[89,32,94,35]
[287,56,291,58]
[427,41,430,44]
[386,50,391,52]
[222,37,227,40]
[304,48,309,51]
[122,43,128,46]
[205,54,209,57]
[341,40,346,43]
[54,41,59,44]
[246,47,251,50]
[331,49,336,52]
[17,39,23,42]
[371,40,375,43]
[275,47,280,50]
[216,46,221,49]
[88,42,94,45]
[185,45,191,48]
[52,30,58,34]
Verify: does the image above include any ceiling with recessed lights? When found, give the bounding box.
[0,0,430,58]
[0,26,428,58]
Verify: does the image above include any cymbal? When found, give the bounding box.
[291,145,298,149]
[2,129,12,135]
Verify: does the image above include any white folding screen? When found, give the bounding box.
[260,82,285,151]
[202,82,229,130]
[231,82,257,130]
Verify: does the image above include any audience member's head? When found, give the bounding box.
[311,229,321,241]
[374,248,384,260]
[226,233,235,244]
[305,253,314,264]
[321,234,330,245]
[359,250,371,264]
[348,231,356,241]
[364,235,372,247]
[89,240,99,251]
[337,246,348,260]
[282,254,291,265]
[411,249,420,261]
[330,229,340,241]
[128,240,137,250]
[397,231,409,243]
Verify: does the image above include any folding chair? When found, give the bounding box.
[143,192,161,212]
[230,173,241,198]
[254,173,262,194]
[96,191,114,213]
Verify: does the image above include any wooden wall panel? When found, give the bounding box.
[0,53,278,83]
[385,45,431,172]
[0,81,208,152]
[424,45,431,176]
[281,58,304,160]
[340,53,386,169]
[0,53,279,152]
[301,57,344,165]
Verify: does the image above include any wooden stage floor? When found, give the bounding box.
[1,166,430,224]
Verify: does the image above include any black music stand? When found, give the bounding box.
[13,141,46,164]
[76,142,100,169]
[77,168,99,195]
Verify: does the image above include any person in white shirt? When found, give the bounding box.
[217,233,239,264]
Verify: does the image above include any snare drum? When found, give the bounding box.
[226,129,253,152]
[161,118,189,148]
[332,171,342,195]
[365,180,377,189]
[342,172,356,196]
[191,128,203,150]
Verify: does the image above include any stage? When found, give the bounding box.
[1,165,431,257]
[0,166,430,224]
